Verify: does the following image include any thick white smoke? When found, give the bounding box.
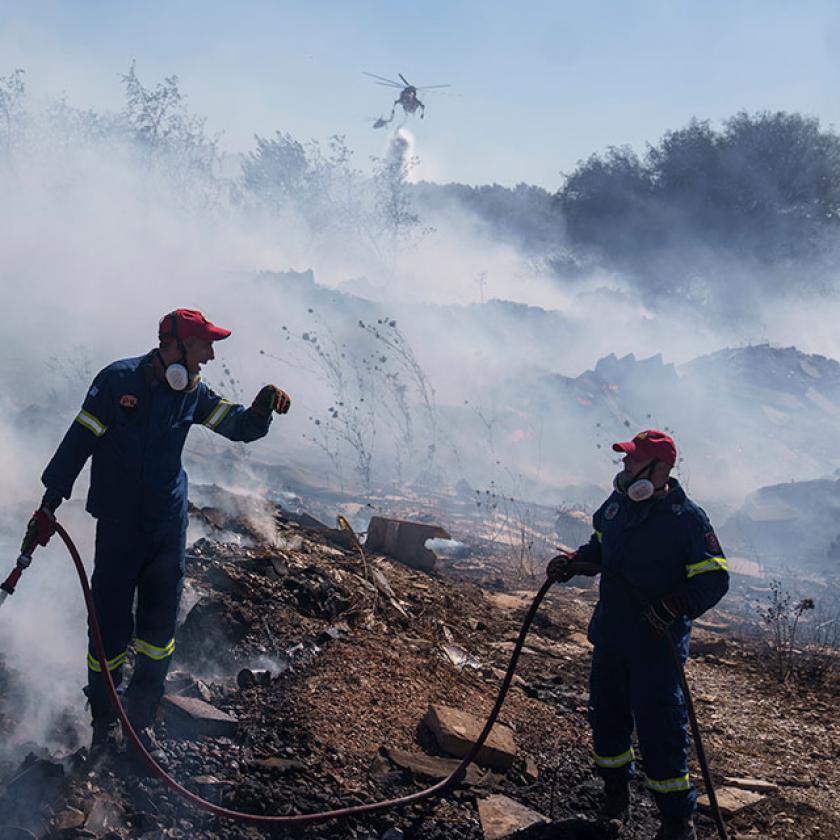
[1,68,839,756]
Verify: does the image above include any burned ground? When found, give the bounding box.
[0,492,838,840]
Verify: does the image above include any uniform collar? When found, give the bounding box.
[661,477,686,505]
[618,477,686,524]
[141,350,161,386]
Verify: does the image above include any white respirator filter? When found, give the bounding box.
[165,363,189,392]
[626,478,655,502]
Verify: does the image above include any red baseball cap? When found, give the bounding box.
[612,429,677,467]
[159,309,231,343]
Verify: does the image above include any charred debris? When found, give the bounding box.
[0,483,838,840]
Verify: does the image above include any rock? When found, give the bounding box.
[161,694,239,737]
[477,794,547,839]
[523,755,539,783]
[237,668,272,689]
[486,592,535,612]
[267,554,289,578]
[85,794,127,834]
[423,704,517,772]
[368,753,397,783]
[192,679,214,702]
[53,807,86,831]
[5,753,64,797]
[566,632,590,648]
[167,672,215,702]
[250,757,306,773]
[513,634,566,658]
[442,643,482,670]
[188,774,233,805]
[383,746,491,785]
[191,774,228,784]
[723,777,779,793]
[698,786,764,815]
[490,667,527,689]
[365,516,451,571]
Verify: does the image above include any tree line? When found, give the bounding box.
[5,64,840,309]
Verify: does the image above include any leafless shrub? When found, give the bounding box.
[755,578,815,683]
[264,308,440,494]
[795,600,840,687]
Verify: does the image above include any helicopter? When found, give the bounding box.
[363,72,450,128]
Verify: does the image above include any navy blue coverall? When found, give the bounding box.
[41,351,272,728]
[576,479,729,818]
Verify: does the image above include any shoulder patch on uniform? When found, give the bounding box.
[605,502,620,520]
[88,385,99,397]
[119,394,138,409]
[705,530,722,553]
[671,503,684,516]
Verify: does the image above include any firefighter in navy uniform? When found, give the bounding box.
[25,309,291,765]
[547,430,729,840]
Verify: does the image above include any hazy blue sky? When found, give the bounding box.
[3,0,840,186]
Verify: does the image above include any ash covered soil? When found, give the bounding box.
[0,492,838,840]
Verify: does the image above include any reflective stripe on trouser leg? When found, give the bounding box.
[135,637,176,660]
[87,518,146,721]
[124,518,187,729]
[589,644,635,781]
[631,643,696,818]
[594,747,635,769]
[645,774,691,794]
[87,649,127,673]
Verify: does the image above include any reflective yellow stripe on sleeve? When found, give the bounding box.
[203,400,233,430]
[87,650,127,673]
[595,530,603,543]
[75,409,108,437]
[135,637,176,661]
[685,557,728,579]
[593,747,634,768]
[645,773,691,793]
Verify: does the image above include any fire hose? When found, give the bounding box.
[1,526,728,838]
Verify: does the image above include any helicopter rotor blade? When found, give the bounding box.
[375,81,403,88]
[418,84,452,90]
[398,73,412,87]
[363,71,404,87]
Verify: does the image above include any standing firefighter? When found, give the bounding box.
[547,430,728,840]
[24,309,291,764]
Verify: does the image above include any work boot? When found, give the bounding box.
[86,685,121,768]
[124,688,162,735]
[88,719,120,768]
[652,815,697,840]
[597,777,631,824]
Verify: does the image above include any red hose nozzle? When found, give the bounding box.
[0,553,32,601]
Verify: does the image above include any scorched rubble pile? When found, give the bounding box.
[0,489,839,840]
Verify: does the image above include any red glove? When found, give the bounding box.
[22,504,57,554]
[252,385,291,417]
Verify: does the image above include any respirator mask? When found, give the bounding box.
[159,313,198,392]
[613,460,661,503]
